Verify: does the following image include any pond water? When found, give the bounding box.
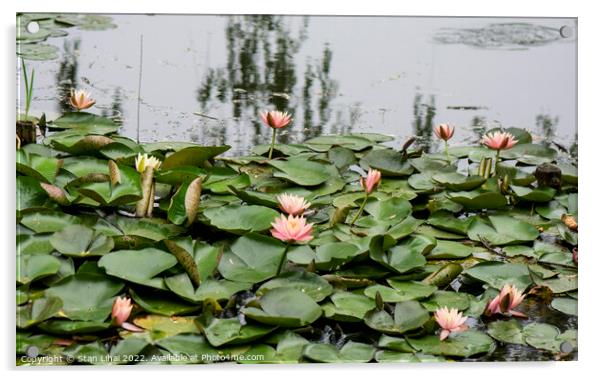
[18,14,577,156]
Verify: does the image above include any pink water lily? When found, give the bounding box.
[276,193,311,216]
[481,131,518,151]
[69,88,96,111]
[111,297,143,332]
[434,123,455,141]
[112,297,133,326]
[261,110,293,159]
[260,110,293,129]
[360,168,382,194]
[434,307,468,341]
[485,284,527,318]
[270,214,314,243]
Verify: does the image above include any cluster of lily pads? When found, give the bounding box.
[17,94,577,364]
[17,13,116,61]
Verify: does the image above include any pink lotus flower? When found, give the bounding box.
[485,284,527,317]
[434,123,455,141]
[69,88,96,111]
[260,110,293,129]
[434,307,468,341]
[270,214,314,243]
[276,193,311,216]
[112,297,133,326]
[360,168,382,194]
[572,247,578,265]
[481,131,518,151]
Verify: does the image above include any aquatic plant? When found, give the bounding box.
[69,88,96,111]
[20,58,34,121]
[261,110,292,159]
[434,307,468,341]
[434,123,454,161]
[351,168,381,225]
[481,131,519,173]
[485,284,527,318]
[277,193,311,216]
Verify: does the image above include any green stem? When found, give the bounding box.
[276,243,290,275]
[350,193,368,225]
[495,150,501,175]
[444,140,449,162]
[268,128,277,159]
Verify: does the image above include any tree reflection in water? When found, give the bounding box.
[196,16,338,152]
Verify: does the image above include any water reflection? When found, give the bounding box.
[412,92,436,152]
[195,16,338,149]
[536,113,559,147]
[55,39,80,114]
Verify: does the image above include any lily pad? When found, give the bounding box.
[268,159,332,186]
[360,149,414,177]
[365,300,430,334]
[50,225,114,257]
[98,248,178,290]
[467,215,539,245]
[256,271,333,302]
[464,262,532,291]
[197,312,276,347]
[203,204,279,234]
[218,233,286,283]
[407,330,495,357]
[242,287,322,327]
[161,146,230,170]
[303,341,376,363]
[45,273,124,321]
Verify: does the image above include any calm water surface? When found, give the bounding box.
[18,15,577,155]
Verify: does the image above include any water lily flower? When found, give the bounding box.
[434,123,455,141]
[350,168,382,225]
[112,297,133,326]
[270,214,314,243]
[69,88,96,111]
[111,297,143,332]
[134,153,162,173]
[260,110,293,159]
[360,168,382,194]
[276,193,311,216]
[481,131,518,175]
[434,123,455,161]
[434,306,468,341]
[485,284,527,318]
[481,131,518,151]
[261,110,293,129]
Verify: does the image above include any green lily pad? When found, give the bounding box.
[98,248,178,290]
[421,290,471,311]
[17,296,63,328]
[464,262,532,292]
[487,319,526,345]
[129,289,201,316]
[203,204,279,234]
[17,254,61,285]
[218,233,286,283]
[360,149,414,176]
[45,273,124,321]
[432,172,486,191]
[511,185,556,202]
[427,211,471,235]
[467,215,539,245]
[550,297,578,316]
[365,300,430,334]
[426,240,473,259]
[407,330,495,357]
[17,150,62,183]
[257,271,333,302]
[51,112,119,134]
[370,235,434,274]
[364,196,412,224]
[268,159,332,186]
[17,43,59,60]
[197,312,276,347]
[447,190,508,210]
[38,320,111,335]
[364,280,437,302]
[50,225,114,257]
[242,287,322,327]
[322,291,375,322]
[303,341,376,363]
[161,146,230,170]
[315,242,363,270]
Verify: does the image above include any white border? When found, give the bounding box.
[3,1,599,378]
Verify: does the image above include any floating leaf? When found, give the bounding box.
[243,288,322,327]
[203,204,279,234]
[50,225,114,257]
[98,248,178,290]
[161,146,230,170]
[269,158,332,186]
[407,330,495,357]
